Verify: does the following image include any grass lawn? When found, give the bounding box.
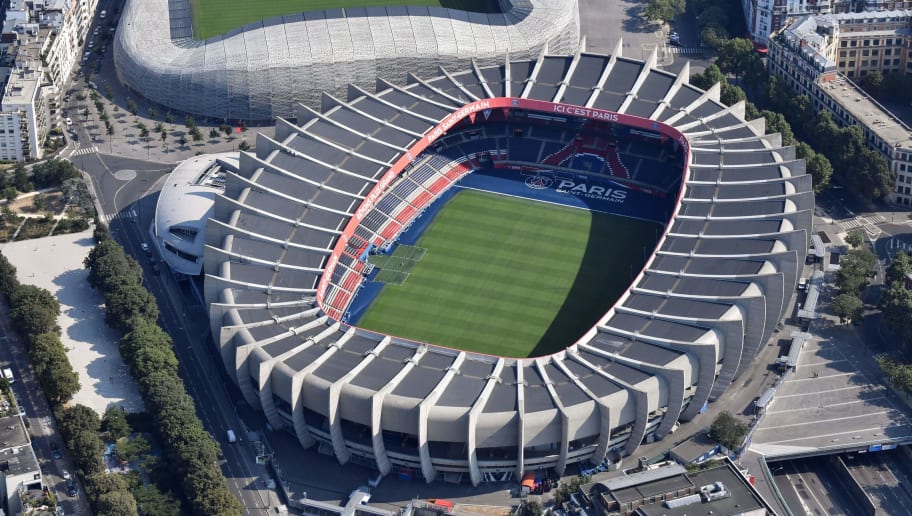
[357,190,660,358]
[190,0,501,40]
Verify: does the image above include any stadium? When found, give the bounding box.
[200,45,813,485]
[112,0,579,120]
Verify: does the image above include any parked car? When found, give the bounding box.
[66,478,78,497]
[51,444,62,460]
[140,242,150,253]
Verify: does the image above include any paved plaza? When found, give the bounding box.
[0,228,144,414]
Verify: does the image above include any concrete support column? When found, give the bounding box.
[415,353,465,483]
[466,359,504,486]
[514,363,526,481]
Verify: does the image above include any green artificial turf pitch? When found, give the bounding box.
[357,190,661,357]
[190,0,501,40]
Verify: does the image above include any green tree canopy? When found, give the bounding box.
[709,410,747,451]
[885,251,912,285]
[10,284,59,336]
[845,230,865,248]
[644,0,686,23]
[102,406,132,440]
[832,292,864,323]
[56,404,101,437]
[836,247,878,294]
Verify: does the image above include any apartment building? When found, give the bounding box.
[0,0,97,160]
[769,13,912,206]
[743,0,912,44]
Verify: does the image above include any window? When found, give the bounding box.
[840,50,847,57]
[864,40,870,46]
[861,70,868,77]
[894,58,900,65]
[872,50,879,56]
[861,60,868,67]
[873,39,880,45]
[839,61,846,68]
[841,40,848,47]
[850,50,857,57]
[851,40,858,47]
[863,50,870,56]
[885,49,892,56]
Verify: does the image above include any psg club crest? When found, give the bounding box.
[524,175,553,190]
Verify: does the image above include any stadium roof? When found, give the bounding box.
[203,43,813,483]
[113,0,580,120]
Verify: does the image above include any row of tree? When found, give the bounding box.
[0,256,81,405]
[56,405,138,515]
[831,233,878,323]
[876,355,912,397]
[878,251,912,352]
[0,252,139,512]
[84,224,242,515]
[699,38,894,203]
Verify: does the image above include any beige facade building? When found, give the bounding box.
[769,11,912,206]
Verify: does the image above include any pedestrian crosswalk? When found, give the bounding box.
[838,214,885,239]
[71,145,98,157]
[667,46,706,55]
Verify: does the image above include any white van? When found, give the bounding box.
[99,10,106,19]
[2,368,14,383]
[226,429,236,443]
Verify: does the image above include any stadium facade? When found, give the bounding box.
[201,44,813,484]
[112,0,580,121]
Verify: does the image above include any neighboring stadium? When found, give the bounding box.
[113,0,579,120]
[202,46,813,485]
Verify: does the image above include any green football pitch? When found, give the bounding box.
[356,190,661,358]
[190,0,501,40]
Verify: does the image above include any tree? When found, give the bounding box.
[102,406,132,440]
[885,251,912,286]
[30,160,80,189]
[0,251,19,298]
[209,128,219,139]
[801,146,833,193]
[519,501,543,516]
[861,70,884,98]
[178,135,188,147]
[165,112,174,124]
[879,280,912,352]
[709,410,747,451]
[148,106,158,120]
[836,247,878,294]
[238,139,249,151]
[845,230,865,248]
[13,163,32,192]
[762,111,796,146]
[644,0,686,23]
[715,38,764,83]
[132,485,181,516]
[9,284,59,336]
[184,115,196,129]
[190,127,203,142]
[155,121,165,134]
[126,98,138,116]
[832,292,863,323]
[160,129,168,145]
[116,435,150,462]
[39,355,80,405]
[56,404,101,437]
[221,124,233,137]
[67,429,105,475]
[96,490,138,516]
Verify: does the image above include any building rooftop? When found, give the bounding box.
[0,444,38,477]
[0,415,29,450]
[818,74,912,151]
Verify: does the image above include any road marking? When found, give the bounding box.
[761,411,892,430]
[71,145,98,157]
[759,426,901,445]
[766,398,883,415]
